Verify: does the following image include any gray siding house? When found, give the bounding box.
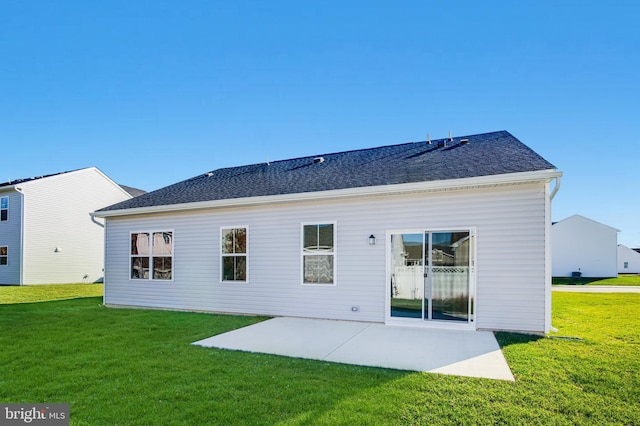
[0,167,137,285]
[95,131,561,334]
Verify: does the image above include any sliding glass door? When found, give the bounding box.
[389,230,474,324]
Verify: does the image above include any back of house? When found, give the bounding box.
[95,131,561,334]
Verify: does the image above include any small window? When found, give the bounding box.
[624,262,629,269]
[221,227,247,282]
[302,223,336,284]
[0,197,7,221]
[131,231,173,280]
[0,246,7,265]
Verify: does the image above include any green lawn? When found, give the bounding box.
[1,286,638,425]
[0,283,104,304]
[553,274,640,286]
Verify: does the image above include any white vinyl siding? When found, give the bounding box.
[552,215,618,278]
[103,182,549,333]
[617,245,640,274]
[19,168,132,285]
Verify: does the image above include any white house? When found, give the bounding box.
[0,167,139,285]
[94,131,561,334]
[552,214,619,278]
[618,244,640,274]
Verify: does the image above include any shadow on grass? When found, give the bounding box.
[552,277,604,285]
[494,331,543,348]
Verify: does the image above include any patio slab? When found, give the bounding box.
[193,317,514,381]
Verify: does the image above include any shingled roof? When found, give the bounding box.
[0,170,77,188]
[99,130,556,212]
[0,167,144,198]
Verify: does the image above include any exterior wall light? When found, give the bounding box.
[369,235,376,246]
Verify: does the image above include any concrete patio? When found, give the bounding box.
[193,317,514,381]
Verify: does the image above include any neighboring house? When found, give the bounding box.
[0,167,141,285]
[552,214,619,278]
[618,244,640,274]
[94,131,561,334]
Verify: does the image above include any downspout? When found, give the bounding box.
[550,175,561,200]
[90,212,107,303]
[91,214,105,228]
[548,175,561,332]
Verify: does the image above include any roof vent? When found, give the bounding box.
[205,172,214,177]
[460,139,469,145]
[427,133,432,144]
[313,157,325,164]
[438,141,447,148]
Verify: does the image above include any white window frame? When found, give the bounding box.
[220,226,249,283]
[129,230,174,281]
[0,245,7,266]
[0,196,8,222]
[301,221,337,286]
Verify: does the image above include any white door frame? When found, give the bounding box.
[384,227,477,330]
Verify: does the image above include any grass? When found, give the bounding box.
[0,283,104,304]
[553,274,640,286]
[1,286,639,425]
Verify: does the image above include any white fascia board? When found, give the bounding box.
[93,169,562,218]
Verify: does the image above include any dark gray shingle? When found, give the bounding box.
[99,131,556,212]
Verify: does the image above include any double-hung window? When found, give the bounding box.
[0,246,7,265]
[0,197,7,221]
[131,231,173,280]
[302,223,336,284]
[221,227,247,282]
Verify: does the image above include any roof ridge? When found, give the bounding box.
[97,130,557,213]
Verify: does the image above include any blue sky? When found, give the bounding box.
[2,1,639,246]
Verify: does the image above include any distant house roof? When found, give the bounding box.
[119,185,147,198]
[0,168,143,198]
[99,130,557,213]
[553,214,621,232]
[0,169,79,188]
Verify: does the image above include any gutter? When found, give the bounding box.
[93,169,563,219]
[91,215,105,228]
